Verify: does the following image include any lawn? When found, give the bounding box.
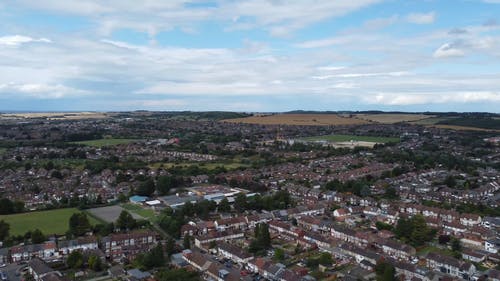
[299,134,400,143]
[416,245,454,257]
[70,138,140,147]
[122,203,156,220]
[0,208,100,236]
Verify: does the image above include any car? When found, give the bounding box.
[0,271,8,281]
[0,264,5,268]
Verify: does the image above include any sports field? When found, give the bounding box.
[299,134,400,143]
[0,208,100,236]
[70,138,140,147]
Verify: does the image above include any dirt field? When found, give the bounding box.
[0,112,108,120]
[223,114,370,126]
[355,114,433,124]
[430,124,500,132]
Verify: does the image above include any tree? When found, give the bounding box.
[218,198,231,213]
[249,223,271,255]
[451,237,462,253]
[137,244,165,270]
[136,178,155,196]
[165,237,176,257]
[31,229,46,244]
[318,252,333,266]
[183,234,192,249]
[274,248,285,261]
[0,220,9,241]
[67,251,84,269]
[88,255,103,271]
[234,193,247,212]
[157,176,174,195]
[155,268,201,281]
[116,211,137,231]
[375,259,396,281]
[0,198,14,214]
[69,212,91,237]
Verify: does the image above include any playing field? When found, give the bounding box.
[223,114,370,126]
[70,138,140,147]
[299,134,400,143]
[0,208,100,236]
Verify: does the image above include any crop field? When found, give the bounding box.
[299,134,400,143]
[0,112,108,120]
[223,114,370,126]
[70,138,140,147]
[355,114,434,124]
[0,208,100,236]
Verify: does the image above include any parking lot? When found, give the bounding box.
[87,205,142,223]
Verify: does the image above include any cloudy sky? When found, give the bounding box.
[1,0,500,112]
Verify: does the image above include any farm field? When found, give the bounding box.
[70,138,140,147]
[0,208,100,236]
[223,114,370,126]
[355,114,434,124]
[299,134,400,143]
[0,112,108,120]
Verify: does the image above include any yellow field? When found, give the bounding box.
[223,114,370,126]
[355,114,434,124]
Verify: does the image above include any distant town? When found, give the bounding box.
[0,111,499,281]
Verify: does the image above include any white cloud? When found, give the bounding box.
[0,35,51,46]
[433,43,465,58]
[364,91,500,105]
[0,82,87,98]
[406,12,436,24]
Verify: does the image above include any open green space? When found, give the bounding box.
[416,245,454,257]
[149,161,249,170]
[299,134,400,143]
[0,208,100,236]
[0,148,6,155]
[70,138,140,147]
[122,203,156,220]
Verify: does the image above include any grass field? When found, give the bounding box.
[71,138,140,147]
[299,134,400,143]
[223,114,370,126]
[122,203,156,220]
[355,114,434,124]
[0,208,100,236]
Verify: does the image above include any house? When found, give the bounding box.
[28,258,61,281]
[58,236,98,255]
[10,241,58,262]
[217,242,253,264]
[0,248,8,263]
[101,231,157,262]
[126,269,151,281]
[460,214,482,227]
[377,239,416,260]
[461,249,488,263]
[425,252,476,280]
[485,238,500,254]
[194,231,244,248]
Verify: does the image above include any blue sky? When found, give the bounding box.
[0,0,500,112]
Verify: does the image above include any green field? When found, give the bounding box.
[70,138,140,147]
[0,208,100,236]
[299,134,400,143]
[122,203,156,220]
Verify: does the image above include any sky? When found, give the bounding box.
[1,1,500,112]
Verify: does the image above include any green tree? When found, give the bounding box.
[30,229,46,244]
[155,268,201,281]
[451,237,462,253]
[0,220,9,240]
[69,212,91,237]
[136,178,155,196]
[318,252,333,266]
[274,248,285,261]
[116,210,137,230]
[375,260,396,281]
[88,255,103,271]
[67,251,84,269]
[234,193,247,212]
[165,237,176,257]
[183,234,192,249]
[218,198,231,213]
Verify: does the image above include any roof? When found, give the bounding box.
[127,269,151,280]
[129,195,148,202]
[29,258,55,275]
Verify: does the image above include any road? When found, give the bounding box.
[1,263,24,281]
